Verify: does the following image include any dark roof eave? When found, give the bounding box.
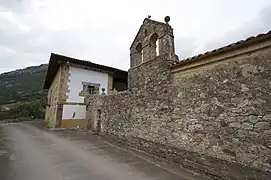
[43,53,59,89]
[43,53,128,90]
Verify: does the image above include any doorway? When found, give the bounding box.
[96,110,101,133]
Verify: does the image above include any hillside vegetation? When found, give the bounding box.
[0,64,48,120]
[0,64,48,105]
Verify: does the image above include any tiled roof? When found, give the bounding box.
[171,30,271,68]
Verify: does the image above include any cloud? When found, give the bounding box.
[193,5,271,55]
[0,0,22,9]
[0,0,138,73]
[175,37,198,60]
[0,0,271,74]
[0,10,48,71]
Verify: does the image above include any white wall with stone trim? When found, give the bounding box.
[67,67,109,103]
[62,66,109,120]
[62,104,86,120]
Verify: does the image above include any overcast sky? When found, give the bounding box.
[0,0,271,74]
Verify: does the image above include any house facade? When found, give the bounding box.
[43,53,127,128]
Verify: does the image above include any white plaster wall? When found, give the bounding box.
[62,104,86,120]
[62,66,109,120]
[67,66,109,103]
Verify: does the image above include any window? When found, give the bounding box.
[87,85,95,94]
[80,82,100,97]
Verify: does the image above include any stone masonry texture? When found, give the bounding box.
[86,18,271,180]
[170,47,271,179]
[45,67,62,128]
[45,63,69,128]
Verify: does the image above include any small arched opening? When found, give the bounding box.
[150,33,159,56]
[136,43,143,64]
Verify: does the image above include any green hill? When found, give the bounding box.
[0,64,48,106]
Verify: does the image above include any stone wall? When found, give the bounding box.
[128,54,174,94]
[86,43,271,179]
[58,63,70,104]
[45,67,62,128]
[45,64,70,128]
[86,95,103,130]
[171,47,271,174]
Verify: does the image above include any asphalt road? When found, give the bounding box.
[0,122,205,180]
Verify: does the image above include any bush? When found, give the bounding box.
[0,99,46,120]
